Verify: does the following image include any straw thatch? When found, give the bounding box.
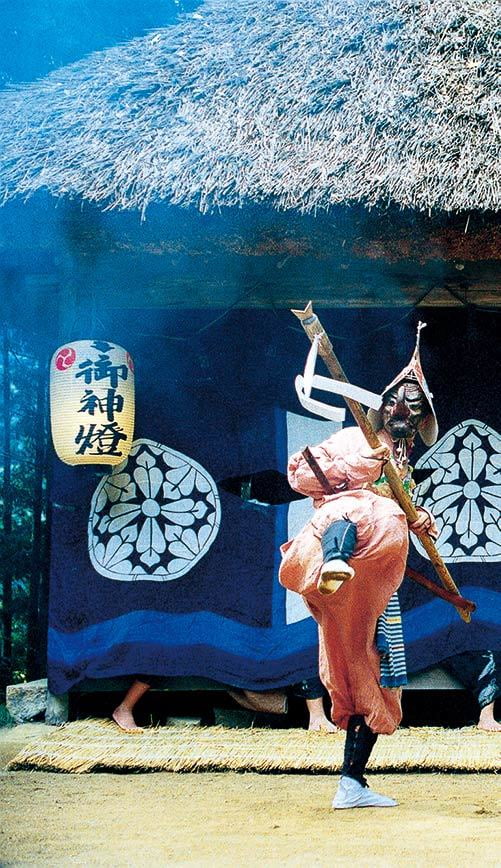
[8,719,500,774]
[0,0,499,214]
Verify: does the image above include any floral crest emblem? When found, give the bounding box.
[412,419,500,563]
[88,439,221,581]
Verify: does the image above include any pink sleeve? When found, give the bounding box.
[287,429,384,497]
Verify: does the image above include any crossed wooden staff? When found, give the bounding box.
[292,302,475,622]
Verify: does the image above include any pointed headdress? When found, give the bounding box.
[367,322,438,446]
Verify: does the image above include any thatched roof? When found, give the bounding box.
[0,0,499,214]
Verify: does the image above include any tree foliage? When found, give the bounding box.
[0,321,50,693]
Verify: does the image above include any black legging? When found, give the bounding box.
[341,714,378,786]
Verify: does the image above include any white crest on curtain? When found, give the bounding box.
[412,419,500,563]
[88,438,221,581]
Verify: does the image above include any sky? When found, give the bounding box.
[0,0,201,86]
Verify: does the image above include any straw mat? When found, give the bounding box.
[7,720,500,774]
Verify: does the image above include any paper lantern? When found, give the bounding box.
[50,340,134,465]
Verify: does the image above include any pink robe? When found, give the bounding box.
[279,426,410,735]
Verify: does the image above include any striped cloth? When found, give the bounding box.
[376,592,408,688]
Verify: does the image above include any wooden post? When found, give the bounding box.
[27,346,47,680]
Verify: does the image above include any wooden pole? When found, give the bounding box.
[291,302,471,623]
[27,346,47,680]
[405,566,475,615]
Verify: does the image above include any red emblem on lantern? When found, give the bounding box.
[126,352,135,374]
[55,347,76,371]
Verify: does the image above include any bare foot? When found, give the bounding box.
[308,717,339,733]
[112,705,144,733]
[477,717,501,732]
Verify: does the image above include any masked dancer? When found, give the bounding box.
[279,326,438,809]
